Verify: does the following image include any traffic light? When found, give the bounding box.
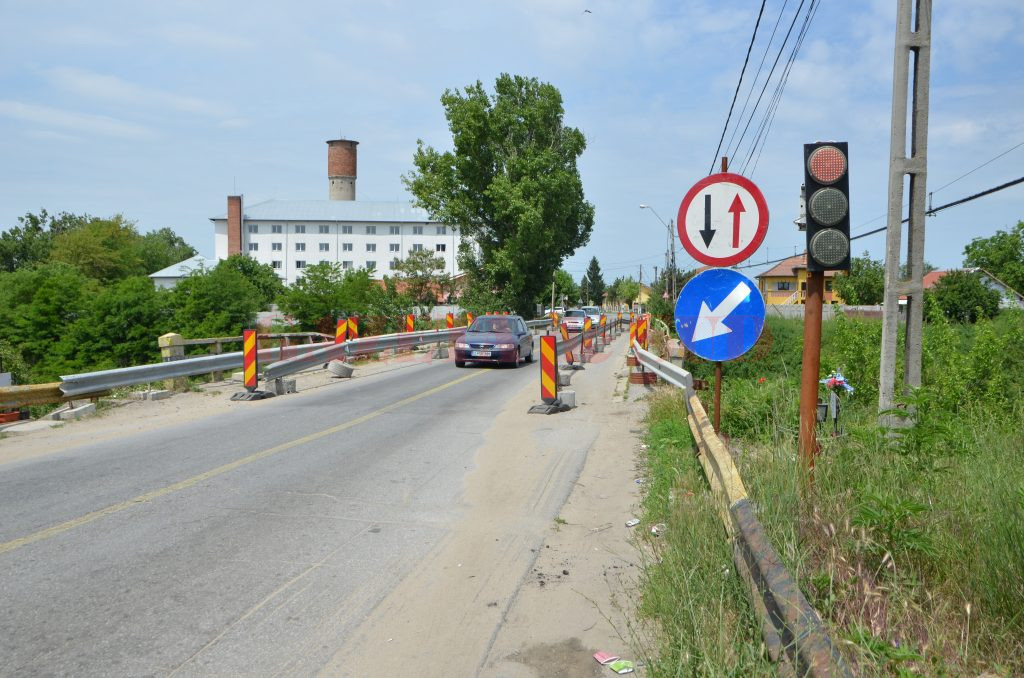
[803,142,850,272]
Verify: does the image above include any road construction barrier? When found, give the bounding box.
[583,318,593,359]
[550,312,559,329]
[629,342,850,677]
[629,319,637,347]
[558,324,576,365]
[637,314,649,350]
[540,335,557,403]
[405,314,414,333]
[243,329,258,390]
[600,314,607,344]
[335,318,347,344]
[446,313,454,329]
[348,316,359,340]
[467,312,475,325]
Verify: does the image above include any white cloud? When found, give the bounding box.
[46,67,229,117]
[0,100,153,139]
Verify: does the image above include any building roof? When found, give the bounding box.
[148,255,217,279]
[211,199,438,223]
[756,253,838,278]
[922,270,948,289]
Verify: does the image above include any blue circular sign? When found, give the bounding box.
[675,268,765,362]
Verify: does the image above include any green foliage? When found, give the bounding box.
[217,254,283,309]
[404,73,594,316]
[545,268,579,308]
[832,251,884,305]
[0,262,99,378]
[928,269,1001,322]
[277,263,375,330]
[49,215,147,282]
[393,248,448,311]
[581,256,605,305]
[66,276,172,369]
[852,491,937,559]
[0,209,90,272]
[963,220,1024,295]
[0,338,29,384]
[606,275,640,307]
[137,228,197,275]
[364,276,414,335]
[821,311,884,403]
[169,265,262,338]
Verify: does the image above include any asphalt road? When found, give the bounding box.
[0,352,541,676]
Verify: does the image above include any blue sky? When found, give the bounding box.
[1,0,1022,283]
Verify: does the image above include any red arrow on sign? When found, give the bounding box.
[728,194,745,248]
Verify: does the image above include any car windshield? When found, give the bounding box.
[469,317,516,333]
[565,310,586,318]
[582,307,599,314]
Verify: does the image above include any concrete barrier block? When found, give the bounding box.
[148,390,172,401]
[559,390,576,408]
[231,371,244,383]
[558,372,571,387]
[60,403,96,420]
[272,379,297,395]
[433,346,449,359]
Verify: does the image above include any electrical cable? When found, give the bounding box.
[707,0,769,175]
[930,141,1024,195]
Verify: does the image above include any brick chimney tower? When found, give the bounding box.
[327,139,358,200]
[227,195,243,256]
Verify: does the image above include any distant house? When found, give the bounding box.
[148,255,217,289]
[913,268,1024,309]
[755,254,842,305]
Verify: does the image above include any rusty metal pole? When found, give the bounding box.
[713,361,723,433]
[799,271,825,470]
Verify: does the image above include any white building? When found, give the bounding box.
[148,254,218,289]
[210,139,463,286]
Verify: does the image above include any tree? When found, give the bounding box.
[615,277,641,307]
[404,73,594,316]
[169,266,263,338]
[544,269,579,308]
[67,277,172,369]
[276,263,374,330]
[582,257,605,305]
[963,221,1024,296]
[0,209,90,272]
[137,228,197,275]
[393,248,448,313]
[832,251,885,305]
[928,270,1001,323]
[49,215,147,282]
[217,254,283,309]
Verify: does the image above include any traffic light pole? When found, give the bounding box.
[799,271,824,469]
[880,0,931,423]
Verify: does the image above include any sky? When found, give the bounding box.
[1,0,1022,284]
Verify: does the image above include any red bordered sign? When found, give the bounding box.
[677,172,769,267]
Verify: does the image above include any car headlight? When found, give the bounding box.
[455,341,468,349]
[496,343,514,349]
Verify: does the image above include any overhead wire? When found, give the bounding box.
[707,0,769,175]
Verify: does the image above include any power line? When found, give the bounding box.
[732,175,1024,270]
[930,140,1024,195]
[707,0,769,175]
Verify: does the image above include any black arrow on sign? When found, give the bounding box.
[700,194,716,247]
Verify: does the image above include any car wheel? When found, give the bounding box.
[511,348,520,368]
[455,360,466,368]
[525,344,534,363]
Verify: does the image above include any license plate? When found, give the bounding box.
[471,350,491,357]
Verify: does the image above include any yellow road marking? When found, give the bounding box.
[0,370,486,557]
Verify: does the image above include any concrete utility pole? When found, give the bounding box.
[879,0,931,423]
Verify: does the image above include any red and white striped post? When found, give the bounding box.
[243,329,258,392]
[540,335,558,404]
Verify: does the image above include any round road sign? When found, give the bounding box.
[674,268,765,362]
[677,172,769,267]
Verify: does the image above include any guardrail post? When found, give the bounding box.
[158,333,187,391]
[212,340,223,382]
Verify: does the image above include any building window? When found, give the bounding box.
[776,281,791,291]
[319,224,330,234]
[248,224,258,233]
[342,243,353,252]
[272,242,282,251]
[389,243,400,252]
[412,243,423,252]
[366,243,376,252]
[342,261,353,269]
[295,225,306,234]
[272,224,283,234]
[341,225,352,234]
[295,243,306,252]
[319,243,330,252]
[295,260,306,269]
[436,226,446,235]
[365,225,376,235]
[248,243,258,252]
[435,243,446,252]
[272,260,282,269]
[412,225,423,235]
[365,260,376,270]
[321,260,329,265]
[389,226,400,235]
[826,280,833,292]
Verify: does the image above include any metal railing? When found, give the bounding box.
[631,342,850,677]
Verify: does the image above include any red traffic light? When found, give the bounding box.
[807,145,847,185]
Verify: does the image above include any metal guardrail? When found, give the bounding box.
[631,342,850,677]
[0,383,112,408]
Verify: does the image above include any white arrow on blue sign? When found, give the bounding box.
[674,268,766,362]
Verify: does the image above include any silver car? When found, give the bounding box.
[562,309,587,332]
[581,306,603,325]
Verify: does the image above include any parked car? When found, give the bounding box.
[581,306,603,325]
[454,315,534,368]
[561,309,587,332]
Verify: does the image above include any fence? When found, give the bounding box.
[631,341,850,677]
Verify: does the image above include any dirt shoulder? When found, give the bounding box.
[321,334,651,677]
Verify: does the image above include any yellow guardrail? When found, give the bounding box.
[0,383,111,409]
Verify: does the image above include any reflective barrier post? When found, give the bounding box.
[540,335,557,404]
[335,318,347,344]
[629,320,637,348]
[466,312,474,326]
[600,314,607,344]
[583,318,593,361]
[638,315,649,351]
[405,314,414,333]
[559,324,575,365]
[347,316,359,340]
[446,312,454,329]
[243,329,258,392]
[550,312,559,329]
